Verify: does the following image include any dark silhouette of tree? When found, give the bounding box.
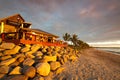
[63,33,90,50]
[71,34,78,46]
[63,33,71,41]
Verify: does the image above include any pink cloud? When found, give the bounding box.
[79,5,101,18]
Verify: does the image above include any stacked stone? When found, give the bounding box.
[0,41,81,80]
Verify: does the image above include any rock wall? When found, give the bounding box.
[0,40,81,80]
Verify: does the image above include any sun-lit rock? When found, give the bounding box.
[31,44,41,52]
[55,67,64,75]
[21,47,30,53]
[0,42,15,49]
[23,66,36,78]
[36,62,50,76]
[7,75,28,80]
[9,66,21,75]
[0,58,16,66]
[0,55,12,60]
[0,65,9,74]
[4,46,21,55]
[23,58,35,66]
[43,55,56,62]
[50,61,61,71]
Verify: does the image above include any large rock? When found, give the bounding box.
[9,66,21,75]
[0,65,9,74]
[43,55,56,62]
[0,48,5,51]
[0,53,3,56]
[9,61,20,67]
[33,76,44,80]
[31,44,41,52]
[36,62,50,76]
[69,55,77,62]
[26,53,35,58]
[0,73,6,79]
[23,58,35,66]
[0,58,16,66]
[63,55,68,63]
[7,75,28,80]
[15,53,25,59]
[55,67,64,75]
[0,42,15,49]
[34,51,43,57]
[23,66,36,78]
[42,48,47,53]
[50,61,61,71]
[4,46,21,55]
[21,47,30,53]
[18,57,25,63]
[0,55,12,60]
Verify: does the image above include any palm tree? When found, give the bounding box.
[71,34,78,46]
[63,33,71,41]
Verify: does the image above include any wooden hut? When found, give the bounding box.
[0,14,66,46]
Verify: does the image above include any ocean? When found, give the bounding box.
[96,47,120,54]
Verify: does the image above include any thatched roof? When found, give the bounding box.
[0,14,25,23]
[21,28,59,38]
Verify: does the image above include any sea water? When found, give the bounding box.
[96,47,120,54]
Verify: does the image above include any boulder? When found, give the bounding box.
[23,58,35,66]
[25,53,35,58]
[18,57,25,63]
[31,44,41,52]
[0,48,5,52]
[15,53,25,59]
[25,44,31,48]
[69,55,77,62]
[0,73,6,79]
[4,46,21,55]
[0,42,15,49]
[0,58,16,66]
[7,75,28,80]
[23,66,36,78]
[0,55,12,60]
[33,76,44,80]
[63,55,68,63]
[59,58,64,65]
[0,53,3,56]
[0,65,9,74]
[21,47,30,53]
[9,66,21,75]
[34,51,43,57]
[55,67,64,75]
[43,55,56,62]
[42,48,47,53]
[9,61,20,67]
[36,62,50,76]
[0,38,2,43]
[50,61,61,71]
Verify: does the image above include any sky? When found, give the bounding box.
[0,0,120,47]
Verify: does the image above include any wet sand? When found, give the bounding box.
[54,48,120,80]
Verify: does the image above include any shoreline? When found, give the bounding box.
[54,48,120,80]
[94,47,120,54]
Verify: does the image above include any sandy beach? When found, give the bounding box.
[54,48,120,80]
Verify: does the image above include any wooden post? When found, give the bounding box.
[21,23,23,28]
[0,22,4,33]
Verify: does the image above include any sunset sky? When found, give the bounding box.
[0,0,120,47]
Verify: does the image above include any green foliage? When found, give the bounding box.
[63,33,90,50]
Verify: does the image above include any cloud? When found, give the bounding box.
[21,0,66,13]
[0,0,120,45]
[79,6,101,18]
